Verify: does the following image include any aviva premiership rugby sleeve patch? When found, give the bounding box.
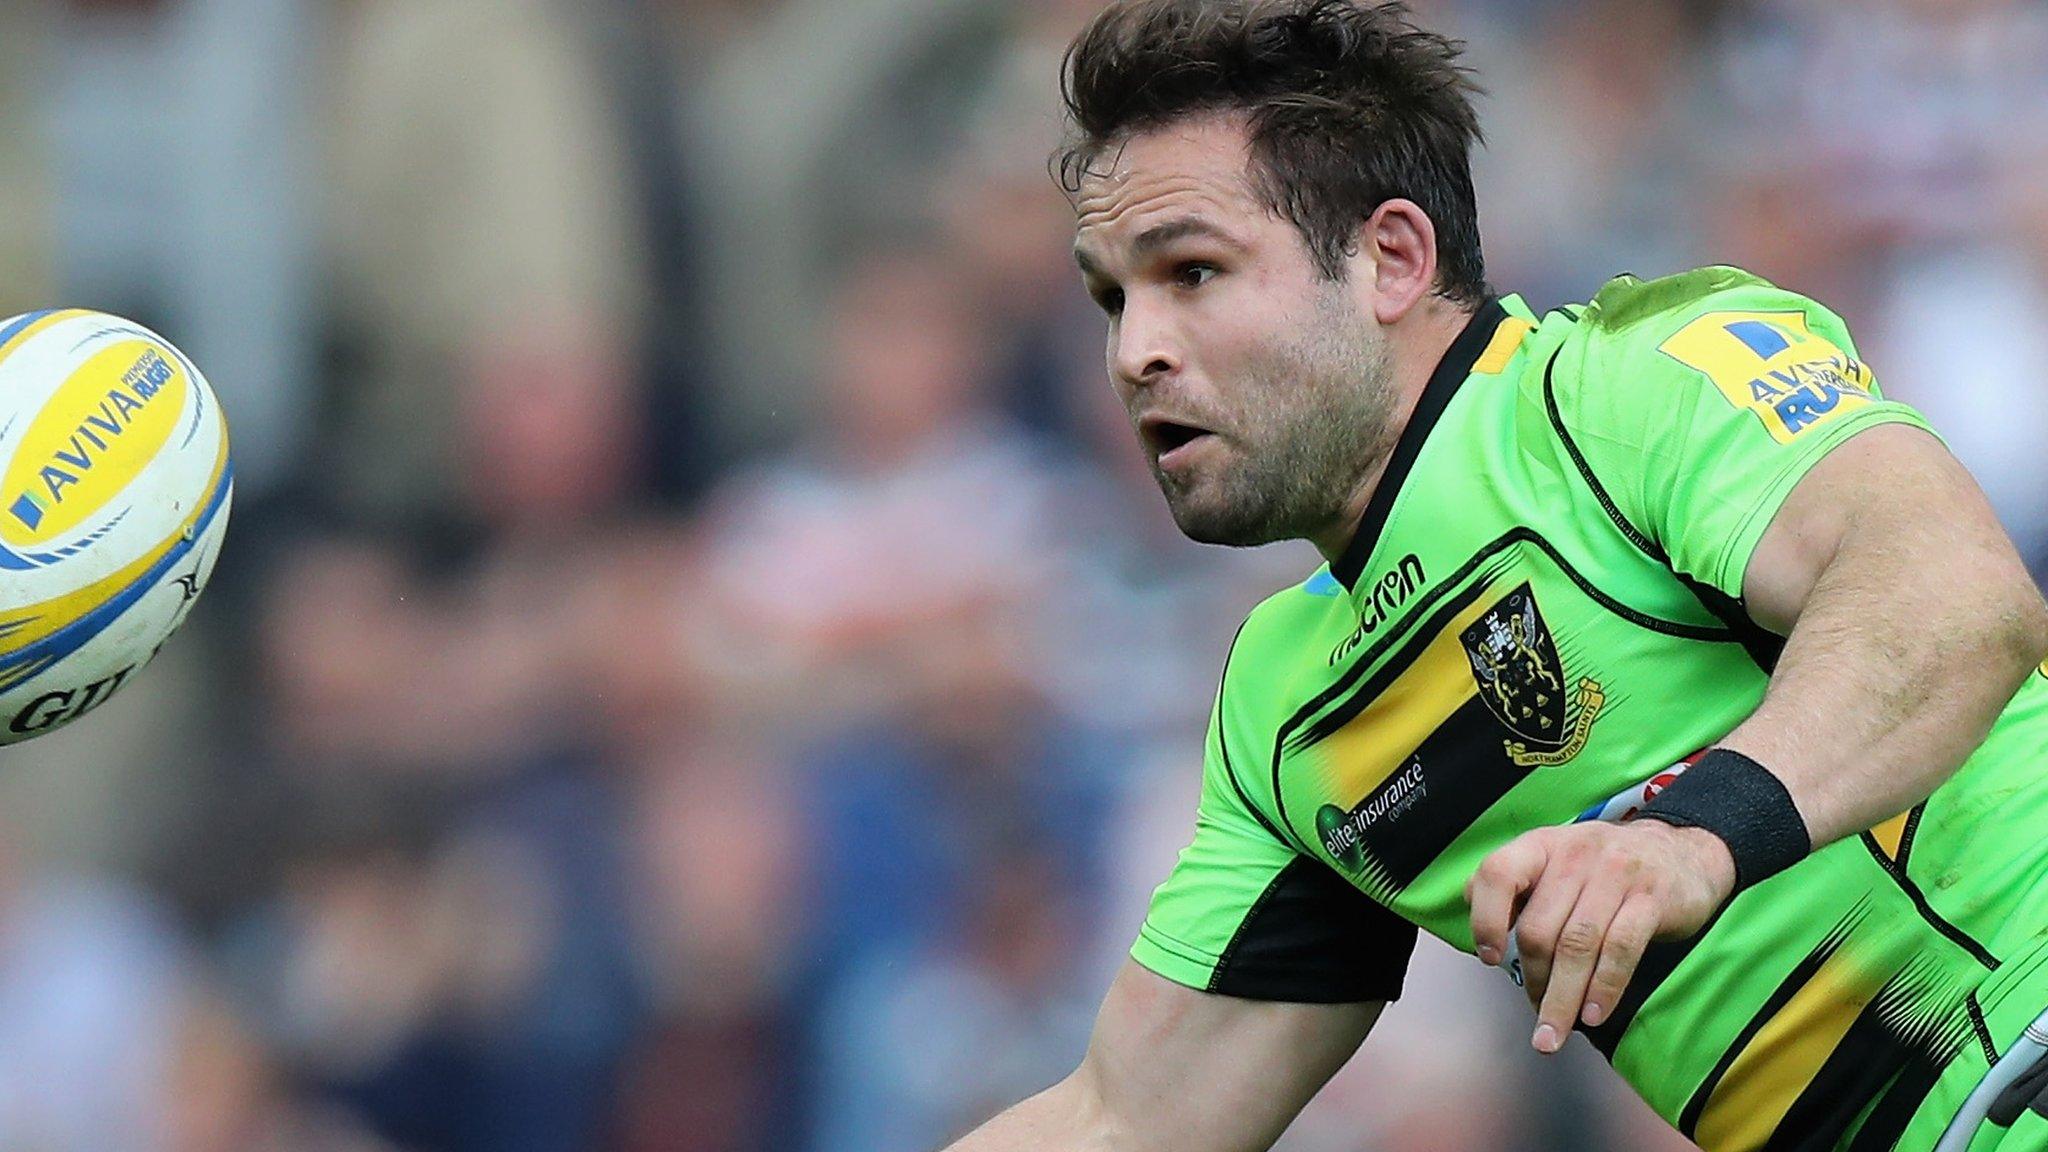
[1658,310,1877,444]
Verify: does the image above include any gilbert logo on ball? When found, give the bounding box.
[0,309,232,743]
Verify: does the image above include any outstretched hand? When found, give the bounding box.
[1466,820,1736,1053]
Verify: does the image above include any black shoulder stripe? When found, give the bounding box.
[1286,576,1495,754]
[1207,857,1418,1003]
[1280,529,1731,757]
[1282,528,1731,754]
[1271,527,1739,836]
[1526,530,1729,642]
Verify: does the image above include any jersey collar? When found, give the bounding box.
[1329,297,1512,592]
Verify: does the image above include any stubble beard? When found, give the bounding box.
[1158,293,1397,549]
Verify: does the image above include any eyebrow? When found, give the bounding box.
[1074,216,1246,279]
[1132,217,1243,256]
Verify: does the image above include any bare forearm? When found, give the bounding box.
[943,1076,1116,1152]
[1726,477,2048,848]
[941,964,1376,1152]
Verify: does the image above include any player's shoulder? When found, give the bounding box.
[1536,265,1868,423]
[1566,264,1859,366]
[1580,265,1837,332]
[1224,569,1358,696]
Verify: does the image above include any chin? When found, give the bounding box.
[1165,498,1286,549]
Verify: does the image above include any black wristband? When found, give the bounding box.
[1634,749,1811,893]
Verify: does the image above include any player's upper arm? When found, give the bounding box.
[1546,267,1937,610]
[1739,420,2033,636]
[1070,961,1382,1152]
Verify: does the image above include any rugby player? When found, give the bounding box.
[943,1,2048,1150]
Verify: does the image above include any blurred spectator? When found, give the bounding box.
[226,802,640,1152]
[0,842,189,1151]
[51,0,319,492]
[323,0,650,529]
[163,992,399,1152]
[695,246,1067,729]
[1465,0,1711,307]
[612,736,805,1152]
[935,0,1107,436]
[808,845,1097,1152]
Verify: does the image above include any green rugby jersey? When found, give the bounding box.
[1132,266,2048,1152]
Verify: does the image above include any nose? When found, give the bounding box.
[1111,301,1180,391]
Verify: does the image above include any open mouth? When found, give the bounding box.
[1141,415,1217,460]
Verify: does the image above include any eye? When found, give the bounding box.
[1093,287,1125,316]
[1174,262,1218,290]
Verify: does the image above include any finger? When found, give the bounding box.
[1511,862,1586,1010]
[1582,893,1662,1029]
[1468,834,1550,968]
[1534,875,1629,1053]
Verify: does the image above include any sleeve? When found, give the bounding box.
[1551,271,1938,601]
[1131,671,1418,1004]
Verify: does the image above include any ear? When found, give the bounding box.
[1359,199,1440,326]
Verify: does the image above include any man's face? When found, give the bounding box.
[1072,115,1397,548]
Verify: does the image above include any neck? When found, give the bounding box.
[1307,297,1482,565]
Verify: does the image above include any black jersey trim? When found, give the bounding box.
[1206,857,1419,1003]
[1346,693,1545,898]
[1272,525,1740,840]
[1679,913,1864,1139]
[1331,299,1508,591]
[1677,573,1786,673]
[1857,831,2000,972]
[1843,1055,1947,1152]
[1280,541,1514,759]
[1528,530,1732,642]
[1286,572,1496,755]
[1968,992,2000,1066]
[1764,964,1975,1151]
[1764,1014,1915,1151]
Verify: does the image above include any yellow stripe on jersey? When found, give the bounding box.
[1310,595,1493,808]
[1693,955,1881,1152]
[1868,810,1912,863]
[1475,317,1536,376]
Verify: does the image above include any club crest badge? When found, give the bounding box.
[1460,584,1605,767]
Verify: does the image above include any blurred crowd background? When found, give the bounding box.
[0,0,2045,1149]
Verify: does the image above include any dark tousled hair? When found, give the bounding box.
[1058,0,1490,306]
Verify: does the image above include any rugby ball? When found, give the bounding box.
[0,309,231,744]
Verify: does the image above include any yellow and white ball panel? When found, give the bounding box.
[0,309,232,744]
